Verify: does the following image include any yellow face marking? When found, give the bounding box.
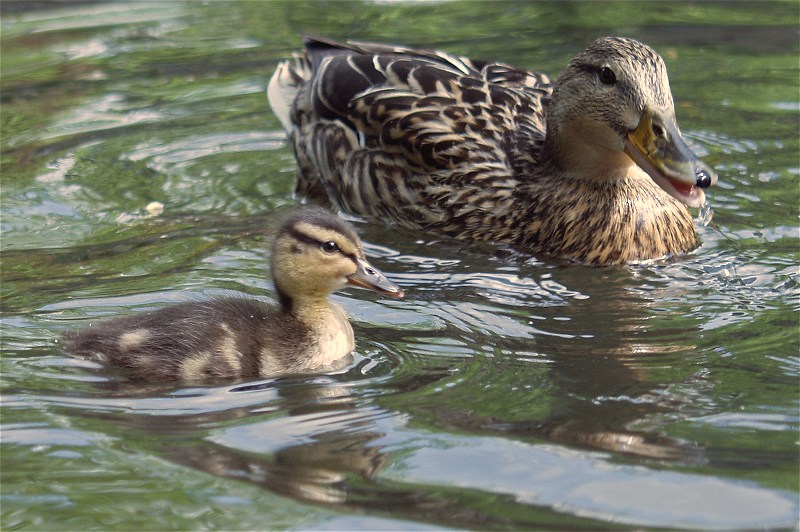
[118,329,150,350]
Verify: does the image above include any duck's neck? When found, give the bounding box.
[288,294,346,327]
[541,116,634,182]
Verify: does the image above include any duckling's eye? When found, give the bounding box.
[598,66,616,85]
[321,241,339,253]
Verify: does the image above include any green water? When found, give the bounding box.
[2,1,798,529]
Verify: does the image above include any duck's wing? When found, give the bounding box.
[269,38,553,233]
[62,299,293,380]
[312,36,550,94]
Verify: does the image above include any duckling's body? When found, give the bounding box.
[62,207,403,380]
[268,37,717,265]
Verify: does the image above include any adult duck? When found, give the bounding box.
[268,36,717,265]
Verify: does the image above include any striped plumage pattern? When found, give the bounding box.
[269,37,701,265]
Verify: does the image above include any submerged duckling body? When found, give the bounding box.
[62,207,403,380]
[268,36,717,265]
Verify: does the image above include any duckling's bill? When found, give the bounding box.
[624,106,717,208]
[347,258,404,298]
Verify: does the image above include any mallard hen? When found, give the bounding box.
[268,36,717,265]
[62,206,404,380]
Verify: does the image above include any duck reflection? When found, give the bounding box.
[85,375,390,505]
[386,259,709,463]
[171,427,386,505]
[532,267,705,461]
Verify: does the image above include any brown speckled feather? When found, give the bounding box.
[286,42,549,224]
[61,299,308,380]
[269,37,703,265]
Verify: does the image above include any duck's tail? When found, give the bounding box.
[267,52,311,131]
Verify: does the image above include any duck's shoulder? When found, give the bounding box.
[302,37,553,132]
[292,40,554,208]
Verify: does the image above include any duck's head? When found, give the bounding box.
[545,37,716,207]
[270,206,404,310]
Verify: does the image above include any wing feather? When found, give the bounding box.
[270,37,553,234]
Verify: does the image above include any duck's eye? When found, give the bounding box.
[321,241,339,253]
[598,66,616,85]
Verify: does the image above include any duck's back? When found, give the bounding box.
[62,298,309,380]
[269,38,553,233]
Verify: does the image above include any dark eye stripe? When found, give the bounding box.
[574,62,597,75]
[287,227,358,262]
[288,227,324,247]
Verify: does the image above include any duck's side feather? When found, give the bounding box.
[285,39,553,229]
[61,298,350,380]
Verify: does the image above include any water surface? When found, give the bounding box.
[2,1,798,529]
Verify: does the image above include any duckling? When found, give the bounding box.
[268,36,717,265]
[62,206,404,380]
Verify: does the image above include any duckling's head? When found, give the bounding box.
[545,36,716,207]
[270,206,404,310]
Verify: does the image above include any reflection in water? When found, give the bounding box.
[179,428,385,505]
[379,260,709,462]
[533,271,700,460]
[71,377,388,506]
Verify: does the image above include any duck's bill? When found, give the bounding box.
[624,108,717,208]
[347,258,404,298]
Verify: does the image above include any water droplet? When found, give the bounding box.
[697,199,714,227]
